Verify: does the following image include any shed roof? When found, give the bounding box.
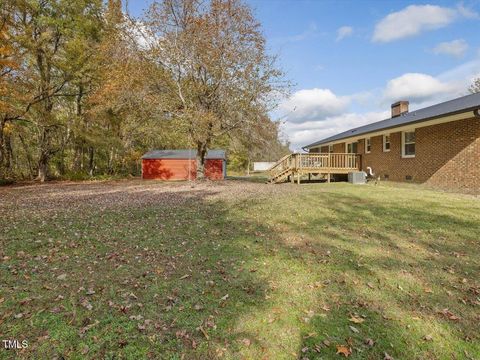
[141,149,226,160]
[304,92,480,149]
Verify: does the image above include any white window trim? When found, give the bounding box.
[328,144,333,153]
[401,130,416,158]
[383,134,391,152]
[365,138,371,154]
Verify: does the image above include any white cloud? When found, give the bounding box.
[283,111,389,151]
[127,20,155,50]
[383,73,453,103]
[273,23,322,44]
[280,57,480,151]
[372,4,477,43]
[336,26,353,42]
[279,88,350,124]
[432,39,469,58]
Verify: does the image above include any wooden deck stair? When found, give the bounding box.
[269,153,361,184]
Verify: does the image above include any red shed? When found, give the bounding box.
[141,149,226,181]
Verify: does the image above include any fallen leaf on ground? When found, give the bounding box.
[79,320,99,335]
[423,334,433,341]
[364,338,375,346]
[384,352,394,360]
[349,315,364,324]
[439,308,460,321]
[80,299,93,311]
[198,326,209,340]
[180,274,190,280]
[336,345,352,357]
[20,297,32,305]
[242,338,251,347]
[349,325,359,333]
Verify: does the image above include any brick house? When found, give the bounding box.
[303,93,480,191]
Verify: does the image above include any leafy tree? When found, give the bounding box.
[0,6,31,179]
[6,0,104,181]
[145,0,289,178]
[0,0,290,181]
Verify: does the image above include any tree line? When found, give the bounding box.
[0,0,290,182]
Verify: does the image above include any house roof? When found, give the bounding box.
[304,92,480,149]
[141,149,226,160]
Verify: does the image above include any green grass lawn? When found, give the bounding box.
[0,180,479,359]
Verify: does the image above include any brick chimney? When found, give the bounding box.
[391,101,409,118]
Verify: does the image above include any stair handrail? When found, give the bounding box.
[267,153,292,171]
[269,153,294,179]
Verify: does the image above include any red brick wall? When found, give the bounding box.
[357,117,480,191]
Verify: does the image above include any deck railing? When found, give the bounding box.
[269,153,360,181]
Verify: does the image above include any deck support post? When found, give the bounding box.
[297,172,301,184]
[291,173,294,184]
[327,172,331,183]
[308,173,311,181]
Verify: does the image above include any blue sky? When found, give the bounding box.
[128,1,480,150]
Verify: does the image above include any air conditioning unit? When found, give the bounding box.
[348,171,366,184]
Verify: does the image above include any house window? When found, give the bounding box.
[402,131,416,158]
[346,142,358,153]
[328,145,333,153]
[365,138,371,153]
[383,134,391,152]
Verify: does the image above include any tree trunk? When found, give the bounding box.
[0,118,5,178]
[18,134,34,179]
[37,155,48,182]
[4,132,13,176]
[88,146,94,176]
[196,143,207,180]
[36,127,51,182]
[73,145,83,171]
[73,84,85,172]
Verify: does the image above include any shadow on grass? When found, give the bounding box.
[0,186,285,359]
[1,182,479,359]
